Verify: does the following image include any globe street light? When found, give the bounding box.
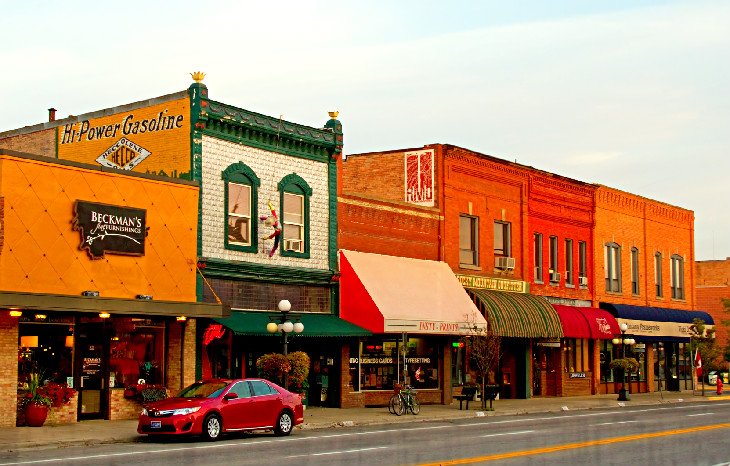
[266,299,304,356]
[612,322,635,401]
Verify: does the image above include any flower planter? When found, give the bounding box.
[25,403,49,427]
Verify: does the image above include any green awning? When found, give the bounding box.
[214,311,371,337]
[466,289,563,339]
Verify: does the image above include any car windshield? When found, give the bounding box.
[177,381,230,399]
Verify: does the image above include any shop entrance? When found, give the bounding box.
[76,323,108,420]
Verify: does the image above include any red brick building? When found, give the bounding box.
[696,258,730,353]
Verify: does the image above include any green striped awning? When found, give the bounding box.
[466,289,563,339]
[214,311,371,337]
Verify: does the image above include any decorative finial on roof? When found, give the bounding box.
[191,71,206,83]
[328,111,339,119]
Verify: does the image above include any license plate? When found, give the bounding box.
[150,421,162,429]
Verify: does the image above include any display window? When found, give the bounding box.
[18,316,75,387]
[349,336,440,391]
[109,318,165,387]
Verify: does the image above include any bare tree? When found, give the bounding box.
[461,316,501,410]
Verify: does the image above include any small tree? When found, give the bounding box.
[691,318,722,372]
[461,318,501,410]
[256,352,310,394]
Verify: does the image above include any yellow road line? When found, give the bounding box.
[416,423,730,465]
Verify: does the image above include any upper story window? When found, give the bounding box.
[223,162,260,253]
[493,221,511,257]
[534,233,543,283]
[460,215,479,267]
[278,173,312,258]
[549,236,560,283]
[670,254,685,300]
[604,242,621,293]
[565,239,574,286]
[578,241,587,287]
[655,252,663,297]
[631,247,640,295]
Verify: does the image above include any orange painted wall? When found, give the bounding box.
[56,98,190,178]
[593,186,695,309]
[0,153,199,301]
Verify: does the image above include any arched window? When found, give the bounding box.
[604,242,621,293]
[670,254,685,300]
[278,173,312,258]
[654,252,663,297]
[222,162,260,253]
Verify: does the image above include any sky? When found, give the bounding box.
[2,0,728,261]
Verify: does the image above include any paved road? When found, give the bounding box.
[0,401,728,465]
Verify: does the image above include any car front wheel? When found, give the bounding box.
[202,413,222,441]
[274,411,293,436]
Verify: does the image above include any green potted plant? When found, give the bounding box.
[23,372,52,427]
[609,357,640,373]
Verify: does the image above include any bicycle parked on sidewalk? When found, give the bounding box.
[388,385,420,416]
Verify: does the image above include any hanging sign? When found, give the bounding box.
[72,201,147,259]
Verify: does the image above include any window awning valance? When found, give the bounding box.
[599,303,715,342]
[467,289,563,339]
[214,311,371,337]
[552,305,619,339]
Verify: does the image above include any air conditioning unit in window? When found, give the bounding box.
[495,256,516,270]
[284,239,302,252]
[549,271,561,283]
[579,276,588,286]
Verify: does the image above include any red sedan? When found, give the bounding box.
[137,378,304,440]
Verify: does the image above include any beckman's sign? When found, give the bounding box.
[72,201,147,259]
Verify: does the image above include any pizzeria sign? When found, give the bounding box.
[72,201,148,259]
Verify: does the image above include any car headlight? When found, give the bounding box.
[140,408,148,416]
[172,407,201,416]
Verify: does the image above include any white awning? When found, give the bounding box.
[339,250,487,335]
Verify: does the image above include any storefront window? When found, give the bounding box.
[349,341,360,391]
[356,336,441,391]
[109,318,165,387]
[18,317,75,386]
[406,337,439,389]
[600,340,614,382]
[360,339,398,390]
[564,339,591,373]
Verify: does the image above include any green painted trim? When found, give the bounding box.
[278,173,311,259]
[328,158,338,272]
[222,162,260,254]
[203,125,331,163]
[189,82,207,302]
[200,257,333,286]
[204,100,337,159]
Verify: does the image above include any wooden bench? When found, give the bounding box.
[454,386,478,410]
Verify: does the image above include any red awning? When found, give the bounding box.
[552,305,619,339]
[339,250,487,335]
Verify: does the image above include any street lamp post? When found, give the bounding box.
[612,322,636,401]
[266,299,304,356]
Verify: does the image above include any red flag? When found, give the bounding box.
[695,350,703,378]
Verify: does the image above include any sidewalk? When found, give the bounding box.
[0,390,723,452]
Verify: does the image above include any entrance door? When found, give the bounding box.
[76,324,108,420]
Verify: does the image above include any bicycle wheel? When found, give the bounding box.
[388,394,399,414]
[390,393,405,416]
[409,395,420,415]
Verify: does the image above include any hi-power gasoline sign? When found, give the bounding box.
[57,98,190,179]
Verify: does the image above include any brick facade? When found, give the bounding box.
[696,258,730,348]
[0,130,55,158]
[593,186,695,309]
[0,314,18,427]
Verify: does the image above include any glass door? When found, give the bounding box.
[76,323,108,420]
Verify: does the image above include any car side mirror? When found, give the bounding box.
[224,392,238,400]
